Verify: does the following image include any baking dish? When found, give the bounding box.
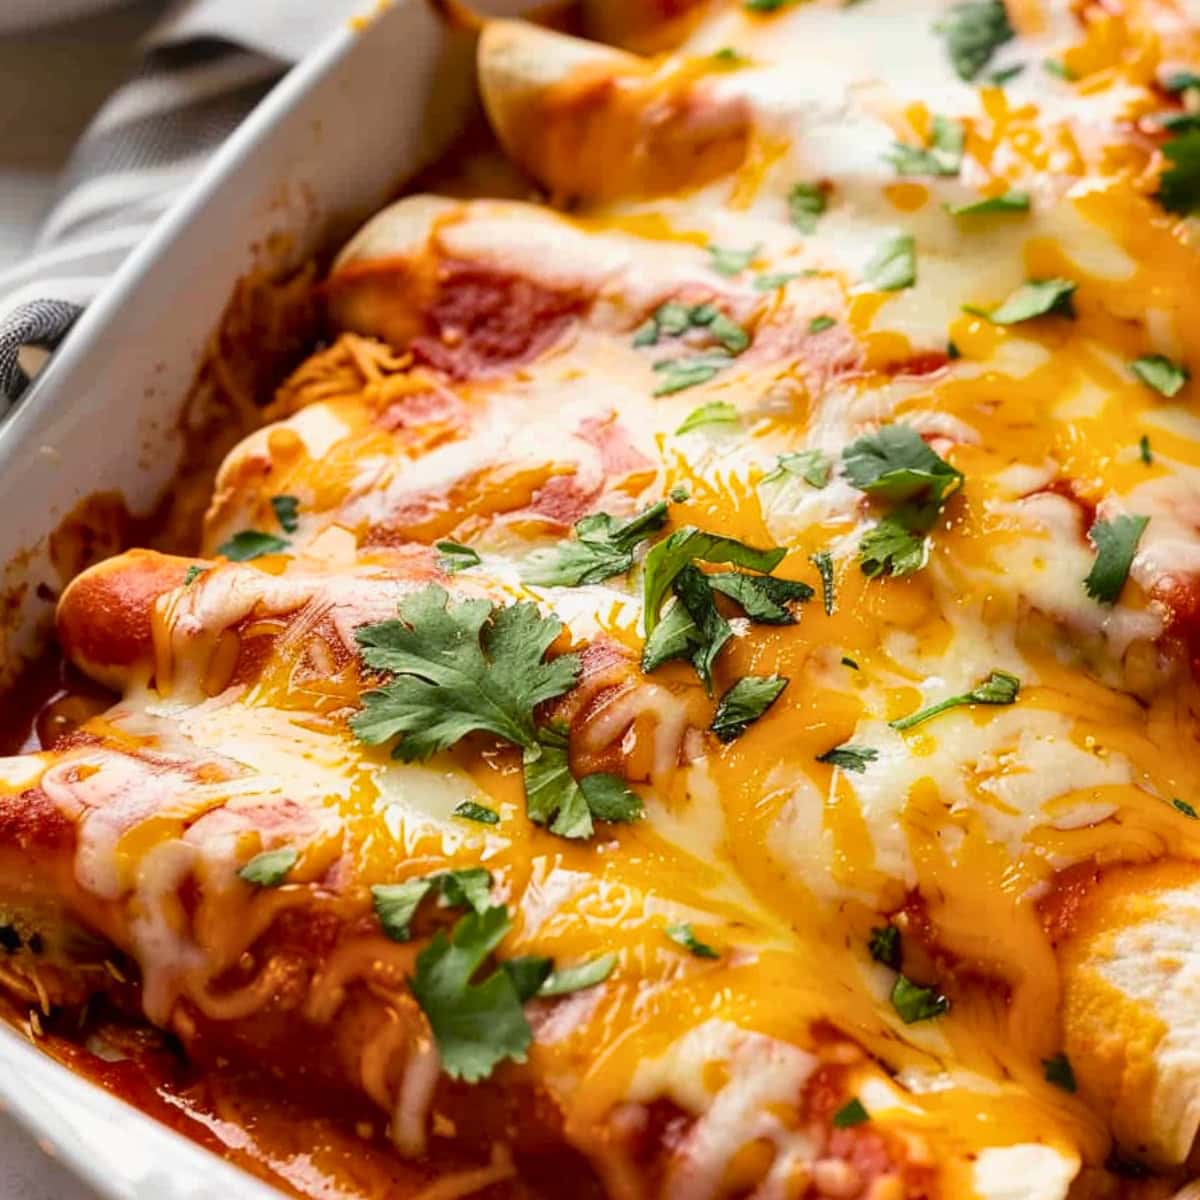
[0,3,518,1195]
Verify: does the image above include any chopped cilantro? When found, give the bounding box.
[842,424,962,506]
[863,234,916,291]
[1131,354,1189,397]
[710,674,788,742]
[789,182,827,232]
[708,572,813,623]
[665,922,720,958]
[524,724,643,839]
[1084,515,1149,605]
[706,243,759,276]
[270,494,300,533]
[436,540,481,573]
[453,801,499,825]
[372,868,492,942]
[891,974,950,1022]
[1042,58,1076,80]
[217,530,290,561]
[1042,1053,1076,1092]
[946,191,1030,216]
[668,564,733,691]
[763,448,832,488]
[833,1098,870,1128]
[1139,434,1153,465]
[811,550,836,614]
[710,46,747,66]
[754,271,801,290]
[885,116,964,177]
[676,401,741,435]
[967,277,1076,324]
[1165,71,1200,93]
[182,564,206,587]
[947,339,961,359]
[642,600,705,674]
[1173,797,1198,818]
[842,655,859,669]
[652,353,734,395]
[808,315,837,333]
[409,905,531,1082]
[890,670,1020,731]
[635,301,749,354]
[352,586,579,760]
[539,953,617,997]
[859,512,930,578]
[935,0,1014,81]
[817,743,879,772]
[521,499,668,587]
[238,847,297,887]
[502,956,554,1001]
[987,63,1024,85]
[868,924,902,970]
[1156,130,1200,214]
[642,528,784,632]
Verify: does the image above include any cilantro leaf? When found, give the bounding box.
[809,315,837,334]
[1084,514,1148,605]
[763,449,832,488]
[745,0,797,10]
[523,725,643,839]
[936,0,1014,81]
[521,500,669,587]
[218,530,290,561]
[642,600,704,673]
[1043,58,1076,80]
[237,848,297,887]
[409,906,531,1082]
[789,182,827,232]
[454,800,499,825]
[708,572,813,623]
[890,670,1020,731]
[891,974,949,1022]
[436,540,481,573]
[755,271,801,290]
[711,674,788,742]
[842,425,962,506]
[968,277,1076,324]
[817,743,878,772]
[811,550,836,614]
[677,401,741,435]
[842,656,859,669]
[1165,70,1200,93]
[885,116,964,177]
[652,353,734,395]
[707,244,759,276]
[863,234,916,291]
[1042,1053,1076,1092]
[987,63,1024,85]
[635,302,749,354]
[859,511,930,578]
[643,528,785,631]
[372,868,493,942]
[868,924,901,969]
[946,191,1030,216]
[1131,354,1189,397]
[539,952,616,996]
[1173,797,1198,818]
[670,564,733,692]
[665,922,720,958]
[271,494,300,534]
[502,956,554,1001]
[183,565,206,587]
[351,586,579,759]
[1139,434,1153,465]
[833,1098,870,1128]
[1156,130,1200,214]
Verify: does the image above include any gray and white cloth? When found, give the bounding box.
[0,0,366,404]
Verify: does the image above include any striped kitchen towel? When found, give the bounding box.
[0,0,367,405]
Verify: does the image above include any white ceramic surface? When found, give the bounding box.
[0,1,523,1195]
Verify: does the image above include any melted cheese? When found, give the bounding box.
[10,0,1200,1195]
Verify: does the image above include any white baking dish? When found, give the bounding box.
[0,2,526,1194]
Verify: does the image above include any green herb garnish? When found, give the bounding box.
[817,743,879,772]
[665,922,720,958]
[436,540,481,573]
[217,530,290,561]
[863,234,916,291]
[890,670,1020,731]
[710,675,788,742]
[238,847,297,887]
[886,116,964,177]
[935,0,1014,81]
[1084,514,1149,605]
[1131,354,1189,397]
[891,974,950,1022]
